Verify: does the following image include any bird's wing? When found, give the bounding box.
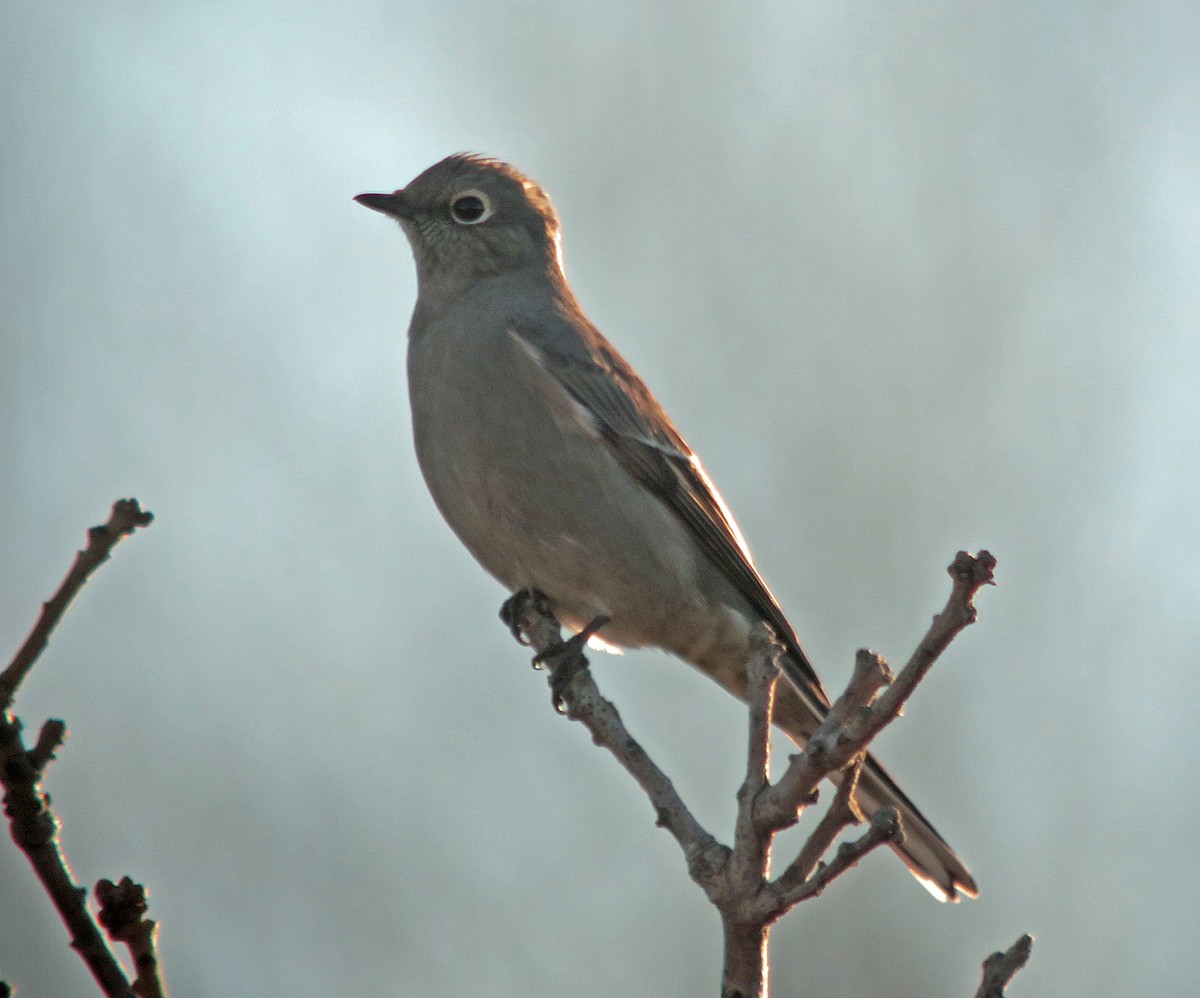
[509,321,830,709]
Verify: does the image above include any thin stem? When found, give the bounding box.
[1,499,153,708]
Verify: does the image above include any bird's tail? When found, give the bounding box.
[848,750,978,902]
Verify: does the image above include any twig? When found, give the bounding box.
[846,551,996,750]
[775,755,865,894]
[28,718,69,774]
[767,551,994,819]
[770,806,901,909]
[97,877,169,998]
[974,934,1034,998]
[810,650,894,746]
[755,650,888,833]
[1,498,154,709]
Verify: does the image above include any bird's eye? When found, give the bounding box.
[449,190,494,225]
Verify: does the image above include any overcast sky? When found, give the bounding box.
[3,3,1198,995]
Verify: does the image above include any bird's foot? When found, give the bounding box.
[534,615,611,714]
[499,587,554,645]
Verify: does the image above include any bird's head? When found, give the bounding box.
[356,154,564,302]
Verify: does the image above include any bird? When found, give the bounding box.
[355,153,977,902]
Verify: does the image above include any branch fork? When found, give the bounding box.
[501,551,1018,998]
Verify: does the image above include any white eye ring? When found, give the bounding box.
[449,189,494,225]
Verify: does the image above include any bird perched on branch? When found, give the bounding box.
[356,153,977,902]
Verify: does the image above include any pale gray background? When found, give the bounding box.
[2,3,1197,995]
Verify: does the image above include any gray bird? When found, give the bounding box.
[356,154,977,902]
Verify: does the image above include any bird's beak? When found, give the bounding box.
[354,190,413,219]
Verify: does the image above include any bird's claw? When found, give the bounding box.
[499,587,554,645]
[534,615,610,713]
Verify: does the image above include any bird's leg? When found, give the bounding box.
[534,615,611,714]
[499,587,554,645]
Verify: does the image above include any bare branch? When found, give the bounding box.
[766,551,994,821]
[718,630,782,998]
[1,500,156,997]
[729,629,781,894]
[847,550,996,751]
[0,714,135,997]
[813,650,894,742]
[775,755,865,894]
[721,918,769,998]
[498,552,999,998]
[1,498,154,709]
[757,651,887,831]
[501,590,730,899]
[769,806,902,910]
[974,934,1034,998]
